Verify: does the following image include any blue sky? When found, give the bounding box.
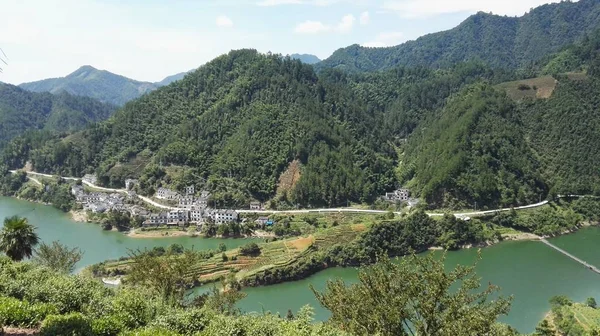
[0,0,561,84]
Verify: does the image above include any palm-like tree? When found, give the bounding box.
[0,216,39,261]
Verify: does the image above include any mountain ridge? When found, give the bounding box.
[316,0,600,73]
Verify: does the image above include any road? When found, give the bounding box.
[9,170,589,217]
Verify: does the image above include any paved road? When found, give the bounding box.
[9,170,589,217]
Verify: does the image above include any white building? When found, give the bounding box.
[384,189,410,202]
[212,210,239,225]
[190,208,204,223]
[167,209,189,224]
[185,185,195,195]
[156,187,180,200]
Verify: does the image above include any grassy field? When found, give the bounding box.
[497,72,587,102]
[570,304,600,331]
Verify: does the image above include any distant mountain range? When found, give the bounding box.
[19,66,191,106]
[290,54,321,64]
[0,83,116,149]
[316,0,600,72]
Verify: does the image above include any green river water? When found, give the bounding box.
[2,196,600,333]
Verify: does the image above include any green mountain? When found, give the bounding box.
[4,29,600,209]
[4,50,401,206]
[316,0,600,73]
[0,83,116,150]
[290,54,321,64]
[19,65,158,106]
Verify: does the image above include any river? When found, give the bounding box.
[0,197,261,269]
[2,197,600,333]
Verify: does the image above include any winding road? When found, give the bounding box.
[9,170,596,216]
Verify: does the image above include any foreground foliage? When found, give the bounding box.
[313,253,514,336]
[0,216,39,261]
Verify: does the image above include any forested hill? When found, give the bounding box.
[0,83,116,150]
[3,36,599,209]
[2,50,510,208]
[19,65,158,106]
[316,0,600,73]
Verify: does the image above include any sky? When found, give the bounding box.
[0,0,563,85]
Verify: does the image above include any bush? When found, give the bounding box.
[40,313,93,336]
[517,83,531,90]
[91,315,127,336]
[239,243,261,257]
[149,308,208,335]
[0,296,58,328]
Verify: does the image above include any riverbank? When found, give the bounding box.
[70,209,90,223]
[127,228,198,238]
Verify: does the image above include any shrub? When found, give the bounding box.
[0,296,57,328]
[40,313,93,336]
[239,243,261,257]
[149,308,208,335]
[91,315,127,336]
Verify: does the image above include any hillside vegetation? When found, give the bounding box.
[3,13,600,210]
[316,0,600,73]
[0,83,115,150]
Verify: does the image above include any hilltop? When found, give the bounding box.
[316,0,600,73]
[290,53,321,64]
[19,65,157,106]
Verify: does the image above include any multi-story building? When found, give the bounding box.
[384,188,410,202]
[144,213,169,227]
[212,210,239,225]
[155,187,180,200]
[190,207,204,223]
[185,185,195,195]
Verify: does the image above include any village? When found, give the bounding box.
[71,174,269,231]
[70,173,417,232]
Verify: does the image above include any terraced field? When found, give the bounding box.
[93,215,378,285]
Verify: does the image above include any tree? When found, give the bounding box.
[534,319,555,336]
[218,243,227,252]
[0,216,40,261]
[33,241,83,273]
[126,249,198,305]
[286,309,295,320]
[239,243,261,257]
[312,252,512,336]
[587,297,597,309]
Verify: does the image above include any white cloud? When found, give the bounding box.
[337,14,356,32]
[359,11,370,25]
[362,31,405,48]
[295,21,332,34]
[382,0,562,18]
[294,14,356,34]
[216,15,234,28]
[0,0,267,84]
